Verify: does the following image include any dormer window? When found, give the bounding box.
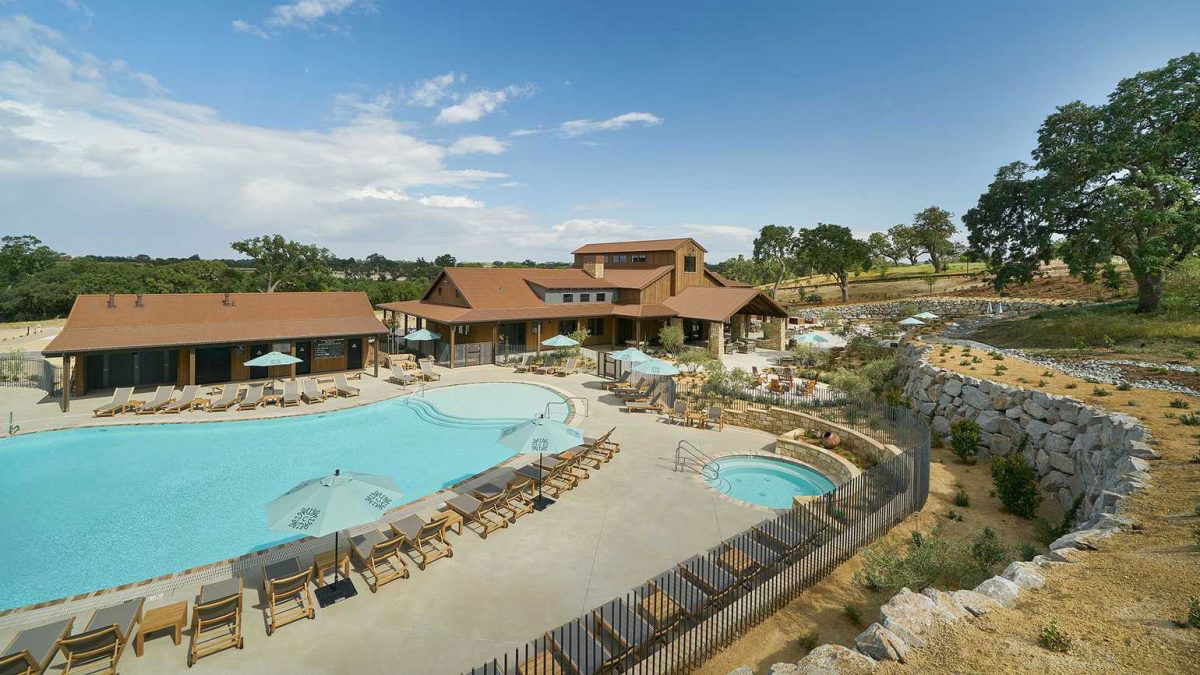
[684,255,696,272]
[596,292,606,302]
[580,293,590,302]
[563,293,574,303]
[608,254,627,263]
[631,254,647,263]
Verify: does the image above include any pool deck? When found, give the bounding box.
[0,364,781,674]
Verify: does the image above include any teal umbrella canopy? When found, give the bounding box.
[542,334,579,347]
[266,470,404,538]
[898,317,925,327]
[496,416,584,456]
[795,333,829,344]
[633,358,680,376]
[243,351,303,368]
[405,329,441,341]
[914,312,939,320]
[610,347,651,363]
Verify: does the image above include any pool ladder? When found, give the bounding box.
[675,440,719,481]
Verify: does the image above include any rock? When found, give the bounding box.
[854,623,907,663]
[796,644,877,674]
[1025,419,1052,443]
[1005,406,1022,419]
[1045,547,1088,563]
[951,590,1002,617]
[770,663,800,674]
[1049,421,1077,438]
[728,668,754,675]
[1002,561,1047,589]
[1030,554,1066,569]
[920,588,971,621]
[880,588,939,633]
[1049,527,1118,551]
[1047,450,1074,475]
[960,386,990,410]
[943,378,962,397]
[1127,440,1160,460]
[976,410,1002,434]
[1043,433,1073,456]
[973,576,1020,608]
[1022,399,1048,418]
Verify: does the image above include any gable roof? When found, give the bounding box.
[601,266,673,289]
[705,269,751,288]
[572,238,708,255]
[663,287,788,322]
[43,292,387,355]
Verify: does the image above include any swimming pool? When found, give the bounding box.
[704,455,835,509]
[0,382,566,611]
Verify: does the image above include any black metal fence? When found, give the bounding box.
[465,388,929,674]
[0,353,61,397]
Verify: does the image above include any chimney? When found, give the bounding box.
[107,292,116,309]
[135,293,144,307]
[222,292,235,307]
[582,255,604,279]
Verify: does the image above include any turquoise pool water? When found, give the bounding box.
[0,382,566,611]
[705,455,835,509]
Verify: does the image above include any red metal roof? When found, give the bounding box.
[572,238,707,254]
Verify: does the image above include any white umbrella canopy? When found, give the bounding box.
[632,358,680,376]
[609,347,651,362]
[792,331,847,349]
[898,317,925,327]
[404,329,441,341]
[542,334,580,348]
[497,416,584,509]
[914,311,939,320]
[243,351,302,368]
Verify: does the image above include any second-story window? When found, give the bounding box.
[684,255,697,272]
[596,292,606,302]
[631,254,647,263]
[608,254,627,263]
[562,293,574,303]
[580,293,590,302]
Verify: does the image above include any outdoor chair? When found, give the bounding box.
[418,359,441,381]
[237,383,264,410]
[581,429,619,466]
[206,384,242,411]
[389,363,415,387]
[93,387,137,417]
[57,597,143,675]
[534,359,559,375]
[445,492,509,539]
[540,450,589,483]
[592,598,656,664]
[333,373,360,397]
[725,534,780,577]
[390,514,454,570]
[512,354,532,373]
[601,371,630,390]
[515,463,568,499]
[189,578,243,667]
[678,555,736,609]
[648,569,709,622]
[666,400,688,425]
[703,406,725,431]
[547,620,611,675]
[753,517,809,559]
[0,617,74,675]
[623,391,664,414]
[613,380,650,399]
[350,530,409,592]
[262,557,314,636]
[280,380,300,407]
[620,380,659,403]
[553,357,578,376]
[162,384,202,414]
[301,378,326,403]
[532,453,583,490]
[471,472,535,522]
[133,385,175,414]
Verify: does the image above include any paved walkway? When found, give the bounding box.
[0,364,778,674]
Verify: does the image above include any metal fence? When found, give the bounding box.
[465,386,930,674]
[0,353,61,397]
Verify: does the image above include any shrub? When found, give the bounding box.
[1117,382,1132,391]
[994,365,1007,376]
[1034,495,1084,545]
[950,419,982,463]
[1019,542,1039,561]
[952,482,971,507]
[798,629,820,651]
[972,355,983,364]
[1181,413,1200,426]
[1092,387,1110,397]
[1037,622,1071,653]
[1185,348,1198,361]
[854,527,994,595]
[830,368,872,398]
[1187,597,1200,629]
[791,342,828,368]
[1171,398,1191,409]
[946,510,963,521]
[1038,379,1048,387]
[970,527,1007,574]
[676,348,712,373]
[658,324,684,354]
[1065,382,1077,389]
[843,604,862,626]
[991,446,1042,519]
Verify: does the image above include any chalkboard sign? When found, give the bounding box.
[314,339,344,358]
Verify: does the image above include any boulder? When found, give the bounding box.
[728,668,754,675]
[951,590,1002,617]
[854,623,907,663]
[770,663,800,674]
[943,378,962,397]
[796,644,877,674]
[1127,441,1160,460]
[1047,450,1074,475]
[1049,526,1118,551]
[1001,561,1046,589]
[1022,399,1048,419]
[920,588,971,621]
[976,410,1002,434]
[1043,433,1073,457]
[960,385,991,410]
[972,576,1020,608]
[1025,419,1052,443]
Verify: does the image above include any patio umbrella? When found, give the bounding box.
[898,317,925,327]
[632,358,680,376]
[243,350,303,381]
[404,328,441,341]
[609,347,651,362]
[266,469,404,606]
[542,334,579,348]
[914,311,939,320]
[496,416,584,510]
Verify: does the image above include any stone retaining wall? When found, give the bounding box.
[723,405,903,468]
[776,432,859,485]
[820,297,1075,320]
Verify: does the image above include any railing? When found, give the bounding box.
[674,439,718,481]
[0,354,61,397]
[466,389,929,674]
[547,396,590,420]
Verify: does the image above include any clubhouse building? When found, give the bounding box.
[379,238,789,367]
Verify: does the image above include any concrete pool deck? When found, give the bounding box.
[0,363,780,674]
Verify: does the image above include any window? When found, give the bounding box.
[684,255,697,272]
[456,325,471,336]
[559,319,578,335]
[631,254,647,263]
[596,292,606,302]
[580,293,590,302]
[608,254,627,263]
[562,293,574,303]
[589,318,604,336]
[437,286,443,296]
[455,289,461,298]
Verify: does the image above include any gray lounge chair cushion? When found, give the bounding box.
[264,557,301,582]
[391,515,423,540]
[682,555,736,593]
[756,519,803,548]
[515,465,550,482]
[86,597,143,637]
[594,598,653,649]
[472,483,504,499]
[549,622,608,675]
[199,578,242,605]
[650,570,707,614]
[351,530,386,560]
[3,617,72,667]
[446,493,482,515]
[730,535,777,566]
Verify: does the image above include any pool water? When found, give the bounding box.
[0,382,566,611]
[705,455,835,509]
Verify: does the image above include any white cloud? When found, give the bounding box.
[510,112,662,138]
[233,0,373,37]
[404,72,462,107]
[572,199,631,211]
[418,195,484,209]
[231,19,269,38]
[447,135,508,155]
[436,84,534,124]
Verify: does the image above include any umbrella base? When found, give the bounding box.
[531,494,556,511]
[315,578,357,608]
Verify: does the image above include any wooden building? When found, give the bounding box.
[42,292,388,411]
[379,238,788,367]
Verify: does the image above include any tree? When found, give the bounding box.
[230,235,333,292]
[909,206,957,272]
[867,232,903,266]
[433,253,457,268]
[0,235,61,286]
[796,224,872,302]
[753,224,797,298]
[658,324,684,354]
[888,224,922,265]
[965,53,1200,312]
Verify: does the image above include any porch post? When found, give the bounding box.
[706,321,724,359]
[289,342,297,381]
[373,335,380,378]
[188,348,196,385]
[62,354,72,412]
[449,326,457,369]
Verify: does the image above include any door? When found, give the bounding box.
[347,338,363,370]
[295,341,312,375]
[194,346,232,385]
[616,318,634,345]
[248,343,269,379]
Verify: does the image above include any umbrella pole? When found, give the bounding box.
[334,530,339,585]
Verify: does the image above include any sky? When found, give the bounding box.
[2,1,1199,263]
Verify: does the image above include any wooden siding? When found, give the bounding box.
[427,275,469,307]
[640,273,673,304]
[673,242,706,294]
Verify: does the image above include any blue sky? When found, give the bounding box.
[2,1,1199,262]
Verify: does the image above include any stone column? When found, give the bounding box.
[764,318,786,351]
[707,321,724,358]
[730,314,745,340]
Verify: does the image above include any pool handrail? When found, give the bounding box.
[674,439,718,481]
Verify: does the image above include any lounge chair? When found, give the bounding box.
[601,371,630,390]
[262,558,314,635]
[332,373,360,397]
[280,380,300,407]
[189,578,242,667]
[534,359,559,375]
[623,391,664,413]
[679,554,736,608]
[1,617,74,675]
[418,360,441,381]
[592,598,655,664]
[301,378,326,403]
[702,406,725,431]
[548,620,611,675]
[581,429,619,466]
[515,463,569,499]
[474,478,535,522]
[724,534,779,576]
[57,597,144,675]
[162,384,201,414]
[537,450,588,484]
[553,357,578,377]
[390,515,453,570]
[389,363,415,387]
[445,492,509,539]
[666,400,688,425]
[237,383,264,410]
[206,384,241,411]
[93,387,137,417]
[512,354,532,373]
[647,569,708,623]
[620,381,658,403]
[753,517,810,558]
[133,385,175,414]
[612,380,649,398]
[350,530,409,592]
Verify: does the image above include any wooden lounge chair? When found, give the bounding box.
[189,578,242,667]
[553,357,578,377]
[206,384,241,411]
[702,406,725,431]
[538,450,588,484]
[679,555,736,608]
[390,515,454,570]
[534,359,559,375]
[1,617,74,675]
[476,479,535,523]
[262,558,314,635]
[548,620,611,675]
[753,517,810,559]
[332,373,360,397]
[724,534,779,576]
[592,598,655,664]
[601,371,630,390]
[666,400,688,425]
[418,359,441,381]
[93,387,137,417]
[512,354,532,373]
[301,378,326,403]
[280,380,301,407]
[389,363,415,387]
[57,597,143,675]
[133,385,175,414]
[162,385,201,414]
[623,391,664,413]
[237,383,264,410]
[515,463,568,499]
[612,380,649,398]
[581,430,619,466]
[620,380,659,403]
[648,569,709,621]
[445,492,509,539]
[350,530,409,592]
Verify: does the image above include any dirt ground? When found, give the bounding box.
[0,318,64,353]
